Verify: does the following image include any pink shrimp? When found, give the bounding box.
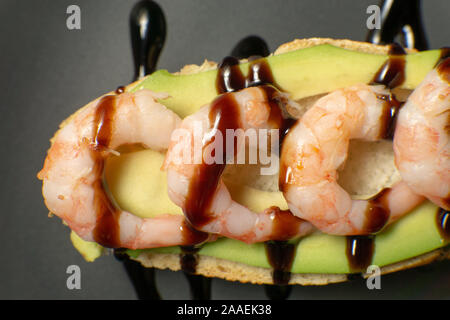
[280,84,425,235]
[38,89,209,249]
[163,86,314,243]
[394,58,450,209]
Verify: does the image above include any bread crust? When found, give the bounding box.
[132,246,449,285]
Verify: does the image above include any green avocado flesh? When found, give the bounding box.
[129,44,441,118]
[125,201,447,274]
[72,44,448,274]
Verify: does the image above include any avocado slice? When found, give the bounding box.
[104,148,183,218]
[129,44,441,118]
[72,44,448,274]
[70,231,104,262]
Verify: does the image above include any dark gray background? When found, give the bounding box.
[0,0,448,299]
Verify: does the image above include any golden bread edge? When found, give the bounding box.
[133,246,449,285]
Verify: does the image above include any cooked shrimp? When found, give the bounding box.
[38,89,210,249]
[164,86,314,243]
[394,58,450,209]
[280,84,425,235]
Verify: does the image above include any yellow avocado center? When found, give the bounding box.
[104,148,183,218]
[103,148,289,218]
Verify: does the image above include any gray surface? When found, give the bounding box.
[0,0,448,299]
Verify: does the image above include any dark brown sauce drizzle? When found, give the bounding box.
[179,245,201,274]
[217,40,299,298]
[178,200,210,299]
[184,84,293,231]
[264,284,292,300]
[346,235,375,272]
[216,56,280,94]
[178,209,211,299]
[183,272,212,300]
[364,187,392,234]
[179,245,212,300]
[192,56,297,291]
[91,95,121,248]
[263,204,303,297]
[216,56,246,93]
[371,43,406,88]
[377,93,403,139]
[344,187,394,272]
[370,43,407,140]
[344,188,393,272]
[346,41,413,271]
[436,208,450,241]
[267,206,303,241]
[436,57,450,85]
[114,249,161,300]
[265,241,297,286]
[178,220,209,276]
[246,57,278,88]
[350,19,422,276]
[230,35,270,60]
[436,47,450,67]
[184,93,242,228]
[279,118,297,143]
[115,86,125,94]
[180,219,210,246]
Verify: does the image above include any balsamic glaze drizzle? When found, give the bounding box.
[246,58,278,89]
[436,48,450,67]
[265,241,297,285]
[264,284,292,301]
[230,35,270,60]
[178,193,210,299]
[216,56,280,94]
[184,93,242,228]
[344,186,395,271]
[115,86,125,94]
[436,57,450,85]
[377,93,402,140]
[371,43,406,89]
[210,42,299,293]
[364,188,392,234]
[183,273,212,300]
[344,42,408,272]
[346,235,375,272]
[216,56,245,93]
[179,245,201,274]
[130,0,166,78]
[92,95,121,248]
[180,246,212,300]
[114,249,162,300]
[436,208,450,241]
